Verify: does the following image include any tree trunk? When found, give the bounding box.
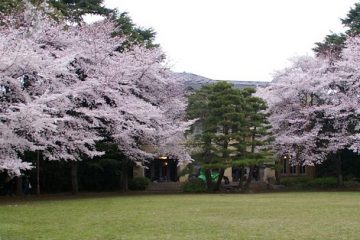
[275,168,280,185]
[335,153,344,187]
[214,168,225,191]
[244,166,254,191]
[251,128,256,153]
[36,150,40,195]
[243,129,257,191]
[238,167,244,189]
[205,169,213,192]
[16,176,23,196]
[71,161,79,194]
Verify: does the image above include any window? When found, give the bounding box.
[290,165,297,174]
[300,165,306,174]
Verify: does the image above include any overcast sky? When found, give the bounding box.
[100,0,357,81]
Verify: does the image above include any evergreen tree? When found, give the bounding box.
[113,12,158,51]
[49,0,112,23]
[187,82,273,191]
[0,0,157,49]
[0,0,111,22]
[314,2,360,58]
[313,33,346,59]
[234,88,273,190]
[0,0,23,14]
[342,2,360,35]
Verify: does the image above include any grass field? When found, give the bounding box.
[1,192,360,240]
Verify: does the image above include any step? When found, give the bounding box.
[146,182,183,193]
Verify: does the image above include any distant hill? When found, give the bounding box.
[174,72,269,90]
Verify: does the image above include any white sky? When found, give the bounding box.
[101,0,358,81]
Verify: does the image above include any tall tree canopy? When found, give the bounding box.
[0,3,190,176]
[187,82,272,191]
[49,0,112,23]
[0,0,157,49]
[314,2,360,58]
[257,36,360,184]
[0,0,111,20]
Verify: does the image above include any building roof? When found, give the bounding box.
[175,72,269,90]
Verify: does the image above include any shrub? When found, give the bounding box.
[306,177,338,188]
[129,177,150,190]
[281,177,338,189]
[182,178,207,193]
[344,180,360,188]
[280,177,311,187]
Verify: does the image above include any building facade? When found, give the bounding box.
[133,74,314,184]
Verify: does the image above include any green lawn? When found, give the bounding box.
[1,192,360,240]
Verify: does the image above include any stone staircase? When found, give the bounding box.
[146,182,183,193]
[221,181,269,192]
[249,181,269,191]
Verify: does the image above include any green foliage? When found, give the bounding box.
[179,163,196,176]
[344,180,360,188]
[128,177,150,190]
[0,1,157,49]
[182,178,207,193]
[0,0,45,14]
[0,0,111,19]
[308,177,340,188]
[186,81,273,190]
[49,0,112,23]
[313,33,347,58]
[316,150,360,181]
[79,158,123,191]
[314,2,360,57]
[188,82,243,165]
[79,141,130,191]
[342,2,360,35]
[232,154,272,167]
[113,12,158,51]
[280,177,312,186]
[281,177,338,189]
[16,141,131,193]
[0,0,23,14]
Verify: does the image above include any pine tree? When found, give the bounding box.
[234,88,273,190]
[187,82,273,191]
[314,2,360,58]
[0,0,157,49]
[49,0,112,23]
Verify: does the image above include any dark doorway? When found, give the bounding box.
[145,158,178,182]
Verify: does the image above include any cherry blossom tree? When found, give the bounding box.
[0,2,191,191]
[257,37,360,185]
[256,56,329,165]
[0,5,106,192]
